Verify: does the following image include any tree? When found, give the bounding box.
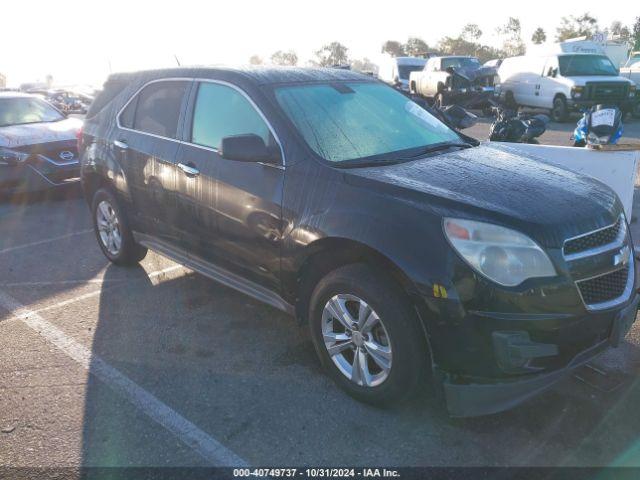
[610,21,631,42]
[498,17,526,56]
[556,13,599,41]
[313,42,349,67]
[633,17,640,50]
[461,24,482,41]
[531,27,547,45]
[350,57,377,74]
[249,55,263,65]
[270,50,298,66]
[381,40,405,57]
[402,37,430,57]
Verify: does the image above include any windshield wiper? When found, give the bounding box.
[337,142,474,169]
[396,142,473,161]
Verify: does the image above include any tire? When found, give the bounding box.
[308,263,428,406]
[632,102,640,120]
[550,96,569,122]
[91,188,147,266]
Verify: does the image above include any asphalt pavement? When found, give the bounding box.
[1,120,640,472]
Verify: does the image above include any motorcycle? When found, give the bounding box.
[405,92,478,131]
[572,105,623,147]
[488,100,549,144]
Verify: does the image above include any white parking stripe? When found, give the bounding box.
[1,265,185,323]
[0,289,248,467]
[0,229,93,255]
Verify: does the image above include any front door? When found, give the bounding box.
[175,81,285,290]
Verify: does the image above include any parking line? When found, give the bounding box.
[1,264,185,322]
[0,289,248,467]
[0,229,93,255]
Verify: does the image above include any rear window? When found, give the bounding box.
[130,81,188,138]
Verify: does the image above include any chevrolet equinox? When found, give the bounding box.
[80,67,638,416]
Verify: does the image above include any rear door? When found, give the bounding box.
[175,80,285,290]
[114,79,191,245]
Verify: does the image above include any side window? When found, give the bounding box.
[191,82,271,150]
[119,96,137,128]
[544,57,559,77]
[130,81,188,138]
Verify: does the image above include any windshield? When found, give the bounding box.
[442,57,480,70]
[0,97,64,127]
[274,82,461,164]
[398,64,426,80]
[559,55,618,76]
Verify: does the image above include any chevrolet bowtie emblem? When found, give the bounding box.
[613,246,630,267]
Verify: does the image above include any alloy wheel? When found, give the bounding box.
[96,200,122,256]
[321,294,392,387]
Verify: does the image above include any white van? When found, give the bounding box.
[497,53,636,121]
[377,56,427,92]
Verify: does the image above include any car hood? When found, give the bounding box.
[344,143,621,247]
[454,65,497,82]
[0,117,82,149]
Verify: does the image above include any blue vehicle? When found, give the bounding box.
[573,104,623,147]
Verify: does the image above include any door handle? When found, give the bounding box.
[178,162,200,177]
[113,139,128,150]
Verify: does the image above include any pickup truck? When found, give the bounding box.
[409,56,497,108]
[619,52,640,117]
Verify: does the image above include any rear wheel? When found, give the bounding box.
[550,96,569,122]
[433,93,445,109]
[308,264,428,406]
[92,188,147,265]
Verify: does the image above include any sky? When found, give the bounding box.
[1,0,634,87]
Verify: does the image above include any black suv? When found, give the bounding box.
[80,67,638,416]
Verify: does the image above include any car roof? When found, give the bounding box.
[107,66,372,87]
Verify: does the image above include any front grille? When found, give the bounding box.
[564,218,622,256]
[40,147,78,164]
[585,82,628,102]
[577,267,629,305]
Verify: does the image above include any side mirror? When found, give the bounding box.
[219,134,279,164]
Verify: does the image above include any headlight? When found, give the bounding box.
[444,218,556,287]
[629,85,636,98]
[0,147,29,166]
[571,86,584,99]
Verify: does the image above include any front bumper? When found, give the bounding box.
[443,88,494,108]
[0,157,80,194]
[568,97,635,111]
[440,292,639,417]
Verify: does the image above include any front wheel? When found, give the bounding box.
[92,188,147,265]
[308,264,428,406]
[550,96,569,122]
[433,93,445,109]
